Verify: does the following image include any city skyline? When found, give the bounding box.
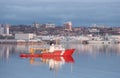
[0,0,120,26]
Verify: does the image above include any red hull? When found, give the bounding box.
[20,49,75,57]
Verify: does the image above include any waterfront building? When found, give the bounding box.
[15,33,35,40]
[111,35,120,41]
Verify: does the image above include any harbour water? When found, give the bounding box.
[0,44,120,78]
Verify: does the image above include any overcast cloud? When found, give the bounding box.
[0,0,120,26]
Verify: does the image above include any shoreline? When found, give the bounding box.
[0,39,46,45]
[0,39,119,45]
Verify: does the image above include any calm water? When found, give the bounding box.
[0,44,120,78]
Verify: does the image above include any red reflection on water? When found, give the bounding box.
[20,56,74,71]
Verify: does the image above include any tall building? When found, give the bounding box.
[0,24,10,35]
[0,24,4,35]
[4,24,10,35]
[64,21,72,31]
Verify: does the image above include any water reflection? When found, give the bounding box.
[67,44,120,56]
[21,56,74,71]
[0,44,12,60]
[0,44,120,78]
[0,44,48,60]
[0,44,120,60]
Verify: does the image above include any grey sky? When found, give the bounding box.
[0,0,120,26]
